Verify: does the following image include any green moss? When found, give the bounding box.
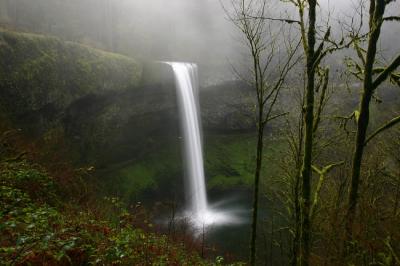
[100,132,286,200]
[204,134,285,190]
[204,134,255,189]
[103,138,182,201]
[0,28,142,118]
[102,133,286,198]
[116,164,157,196]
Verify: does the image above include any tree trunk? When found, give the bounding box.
[300,1,317,265]
[250,107,265,266]
[291,171,301,266]
[346,0,385,240]
[346,90,372,236]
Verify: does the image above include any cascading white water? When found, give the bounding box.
[167,62,235,229]
[169,62,208,214]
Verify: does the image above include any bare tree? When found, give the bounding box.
[273,1,332,265]
[222,0,300,264]
[251,1,353,264]
[344,0,400,241]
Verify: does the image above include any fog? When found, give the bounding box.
[1,0,398,84]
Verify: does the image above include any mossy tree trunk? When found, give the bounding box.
[346,0,400,240]
[289,1,334,264]
[299,1,316,265]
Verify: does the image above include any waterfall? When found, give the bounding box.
[167,62,238,230]
[169,62,208,214]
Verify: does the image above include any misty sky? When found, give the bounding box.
[1,0,398,84]
[124,0,398,83]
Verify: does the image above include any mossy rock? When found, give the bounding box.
[0,28,142,132]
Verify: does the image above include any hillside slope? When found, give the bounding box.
[0,29,154,165]
[0,28,257,204]
[0,29,142,122]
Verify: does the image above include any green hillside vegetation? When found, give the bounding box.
[0,29,248,265]
[0,28,141,120]
[0,29,261,204]
[0,28,145,165]
[0,127,243,265]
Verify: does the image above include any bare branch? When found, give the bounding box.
[310,161,345,219]
[246,15,301,25]
[263,112,289,124]
[372,53,400,90]
[313,68,329,133]
[383,16,400,22]
[365,115,400,145]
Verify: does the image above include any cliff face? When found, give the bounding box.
[0,29,254,166]
[0,29,160,164]
[0,29,142,120]
[0,29,256,200]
